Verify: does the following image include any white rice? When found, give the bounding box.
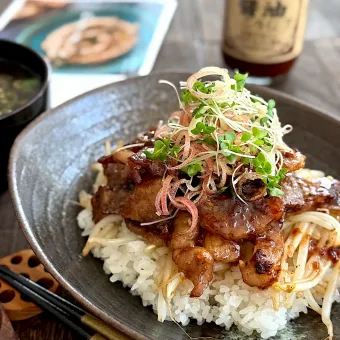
[77,208,316,339]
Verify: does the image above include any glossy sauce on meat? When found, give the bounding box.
[281,149,306,172]
[92,161,134,223]
[239,224,283,289]
[173,247,214,297]
[91,182,133,223]
[126,220,170,247]
[171,211,199,249]
[204,233,240,262]
[90,138,339,296]
[121,176,163,223]
[198,194,284,240]
[128,151,166,183]
[171,211,213,296]
[282,174,340,213]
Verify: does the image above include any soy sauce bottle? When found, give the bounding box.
[222,0,309,85]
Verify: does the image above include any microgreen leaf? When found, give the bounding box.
[224,131,236,143]
[193,81,215,94]
[203,136,217,145]
[181,161,202,177]
[144,140,168,161]
[191,122,216,135]
[191,122,204,135]
[204,125,216,134]
[171,145,181,158]
[254,139,264,146]
[277,168,288,180]
[257,152,265,163]
[232,73,248,91]
[241,131,252,142]
[193,81,204,91]
[221,143,231,156]
[269,188,284,196]
[255,167,266,175]
[260,117,269,126]
[232,146,242,154]
[252,157,261,167]
[267,99,275,117]
[226,146,242,163]
[263,161,272,174]
[143,137,179,161]
[249,145,257,153]
[193,103,205,118]
[143,150,154,159]
[252,127,267,139]
[227,154,237,162]
[219,131,237,154]
[181,89,197,105]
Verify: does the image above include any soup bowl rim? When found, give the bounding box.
[0,39,51,122]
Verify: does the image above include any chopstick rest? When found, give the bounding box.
[0,249,59,320]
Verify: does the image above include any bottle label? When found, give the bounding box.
[223,0,309,64]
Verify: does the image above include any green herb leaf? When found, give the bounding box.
[181,89,197,105]
[191,122,204,135]
[181,161,202,177]
[232,146,242,154]
[278,167,288,180]
[232,73,248,91]
[241,131,252,142]
[269,188,284,196]
[260,117,269,126]
[227,154,237,162]
[193,81,215,94]
[171,145,181,158]
[263,161,272,174]
[255,167,266,175]
[252,127,267,139]
[249,145,257,153]
[267,99,275,117]
[193,81,204,91]
[224,131,236,143]
[143,137,179,161]
[227,146,242,163]
[191,122,216,135]
[219,102,228,109]
[254,139,264,146]
[250,114,259,123]
[204,125,216,134]
[219,131,236,154]
[143,150,154,159]
[221,143,231,156]
[252,157,261,167]
[193,103,205,118]
[203,136,217,145]
[257,152,265,163]
[144,140,167,161]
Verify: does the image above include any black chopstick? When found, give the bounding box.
[0,265,128,340]
[0,264,85,313]
[0,269,103,340]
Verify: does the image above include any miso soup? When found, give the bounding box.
[0,59,41,116]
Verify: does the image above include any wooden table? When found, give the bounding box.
[1,0,340,339]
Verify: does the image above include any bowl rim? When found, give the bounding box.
[0,39,51,122]
[7,72,340,339]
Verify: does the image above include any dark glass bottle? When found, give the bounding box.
[222,0,309,85]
